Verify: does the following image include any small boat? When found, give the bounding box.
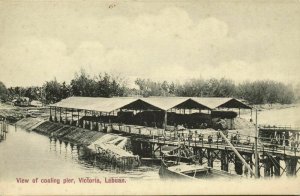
[159,159,241,180]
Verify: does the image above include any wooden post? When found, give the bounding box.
[71,109,73,125]
[164,110,167,136]
[285,158,298,177]
[64,108,67,124]
[54,107,57,122]
[90,120,94,130]
[263,156,271,177]
[219,131,256,176]
[255,109,259,178]
[249,154,254,177]
[59,107,62,122]
[207,149,213,168]
[76,110,80,127]
[49,106,52,121]
[83,120,86,129]
[274,157,281,177]
[221,150,229,171]
[199,148,203,165]
[235,154,243,175]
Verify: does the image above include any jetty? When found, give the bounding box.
[0,116,7,141]
[41,96,300,177]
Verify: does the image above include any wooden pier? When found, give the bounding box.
[114,125,300,178]
[0,117,7,142]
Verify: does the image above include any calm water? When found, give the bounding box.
[241,104,300,127]
[0,125,159,183]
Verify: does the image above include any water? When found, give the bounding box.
[0,125,159,183]
[241,104,300,127]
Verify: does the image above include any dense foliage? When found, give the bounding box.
[0,71,297,105]
[134,78,296,104]
[0,81,8,101]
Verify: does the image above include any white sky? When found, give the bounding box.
[0,0,299,87]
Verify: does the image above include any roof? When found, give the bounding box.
[141,97,199,111]
[51,96,251,112]
[191,97,251,109]
[51,97,138,113]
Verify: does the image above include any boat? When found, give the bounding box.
[159,159,241,180]
[158,137,242,180]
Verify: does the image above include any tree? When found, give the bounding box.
[70,69,127,98]
[70,70,96,96]
[0,81,8,102]
[43,79,62,104]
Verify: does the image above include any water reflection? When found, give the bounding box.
[0,121,7,142]
[0,125,159,183]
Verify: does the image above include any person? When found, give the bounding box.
[282,134,286,147]
[295,140,299,152]
[271,137,278,145]
[199,133,203,144]
[208,135,213,144]
[270,137,278,151]
[290,136,295,151]
[246,136,251,145]
[188,130,193,141]
[236,131,240,144]
[230,134,234,144]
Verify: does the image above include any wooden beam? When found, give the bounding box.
[164,110,167,131]
[219,131,256,177]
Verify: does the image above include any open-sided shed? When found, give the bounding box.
[50,96,251,130]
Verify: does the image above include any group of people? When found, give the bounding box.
[230,131,241,144]
[172,125,299,151]
[270,134,299,151]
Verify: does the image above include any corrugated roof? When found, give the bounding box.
[191,97,251,109]
[191,97,232,109]
[51,96,251,112]
[140,97,190,111]
[51,97,138,113]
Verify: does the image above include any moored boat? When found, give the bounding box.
[159,159,241,180]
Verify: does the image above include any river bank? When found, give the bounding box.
[16,118,134,148]
[0,103,49,123]
[15,117,138,168]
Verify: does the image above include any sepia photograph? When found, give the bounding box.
[0,0,300,195]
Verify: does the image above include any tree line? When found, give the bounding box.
[134,78,296,104]
[0,70,297,105]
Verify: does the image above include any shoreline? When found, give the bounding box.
[252,103,298,111]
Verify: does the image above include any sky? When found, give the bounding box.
[0,0,299,87]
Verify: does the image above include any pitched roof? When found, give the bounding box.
[191,97,251,109]
[140,97,191,111]
[51,96,251,112]
[51,97,138,113]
